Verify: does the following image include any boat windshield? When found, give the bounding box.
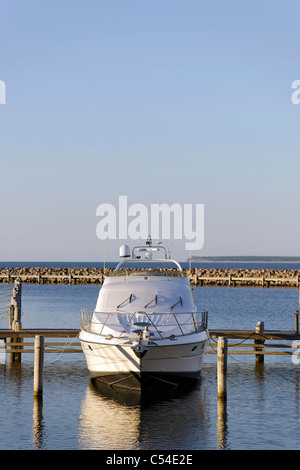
[112,260,184,277]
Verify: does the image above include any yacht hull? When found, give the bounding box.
[91,371,200,394]
[80,334,207,392]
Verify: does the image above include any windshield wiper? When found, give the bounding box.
[144,295,158,308]
[117,293,134,309]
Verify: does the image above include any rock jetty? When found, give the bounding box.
[189,267,300,287]
[0,266,300,287]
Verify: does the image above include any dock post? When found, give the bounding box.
[217,336,227,400]
[34,335,44,398]
[8,305,14,329]
[10,279,22,362]
[12,301,22,329]
[217,396,229,449]
[8,304,14,363]
[295,310,299,334]
[255,321,265,363]
[12,321,22,362]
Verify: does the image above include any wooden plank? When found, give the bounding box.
[0,348,82,353]
[206,350,293,355]
[1,327,300,341]
[0,329,80,339]
[0,347,294,355]
[211,342,300,349]
[209,329,300,340]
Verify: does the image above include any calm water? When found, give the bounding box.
[1,277,300,450]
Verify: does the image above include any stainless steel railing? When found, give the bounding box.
[81,309,208,340]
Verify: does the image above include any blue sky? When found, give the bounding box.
[1,0,300,261]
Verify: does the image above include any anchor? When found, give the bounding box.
[131,326,151,358]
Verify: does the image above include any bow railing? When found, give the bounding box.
[81,309,208,340]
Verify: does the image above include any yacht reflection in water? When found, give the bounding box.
[78,378,211,450]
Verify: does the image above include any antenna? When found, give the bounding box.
[169,238,173,260]
[103,239,106,272]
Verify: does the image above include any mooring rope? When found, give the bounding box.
[48,332,81,363]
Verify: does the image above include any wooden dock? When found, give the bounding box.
[0,328,79,339]
[1,327,300,349]
[1,325,300,341]
[1,326,300,357]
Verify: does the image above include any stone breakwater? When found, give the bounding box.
[0,266,300,287]
[189,268,300,287]
[0,266,105,284]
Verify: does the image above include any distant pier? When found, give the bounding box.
[1,266,300,288]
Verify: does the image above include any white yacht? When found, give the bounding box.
[79,237,209,393]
